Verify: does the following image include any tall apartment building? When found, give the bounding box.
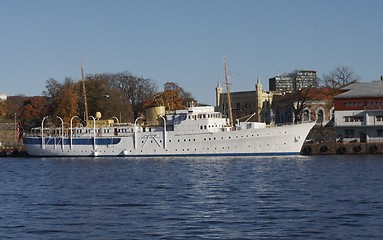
[269,76,292,92]
[269,70,317,92]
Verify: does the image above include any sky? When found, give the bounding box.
[1,0,383,105]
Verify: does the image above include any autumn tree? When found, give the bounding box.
[53,78,79,124]
[164,82,195,107]
[4,96,28,120]
[19,96,49,130]
[110,72,157,120]
[144,89,183,111]
[42,78,79,124]
[82,73,132,122]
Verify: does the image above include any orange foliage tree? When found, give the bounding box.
[144,89,183,111]
[19,96,49,130]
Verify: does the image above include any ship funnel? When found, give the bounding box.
[145,106,165,125]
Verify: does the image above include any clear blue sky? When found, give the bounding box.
[1,0,382,104]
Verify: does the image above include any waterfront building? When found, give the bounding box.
[216,78,332,126]
[333,80,383,143]
[272,87,334,125]
[215,79,274,123]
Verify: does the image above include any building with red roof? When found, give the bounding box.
[333,80,383,143]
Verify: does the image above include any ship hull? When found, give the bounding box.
[23,122,314,157]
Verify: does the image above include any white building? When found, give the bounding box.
[333,80,383,143]
[0,93,7,100]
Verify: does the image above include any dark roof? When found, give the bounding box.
[334,81,383,99]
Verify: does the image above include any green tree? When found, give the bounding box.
[82,73,132,122]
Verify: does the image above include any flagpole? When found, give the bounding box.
[14,113,16,145]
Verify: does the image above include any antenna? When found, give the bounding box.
[224,56,233,127]
[81,61,89,122]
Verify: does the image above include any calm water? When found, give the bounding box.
[1,155,383,239]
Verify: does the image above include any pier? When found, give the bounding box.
[301,142,383,155]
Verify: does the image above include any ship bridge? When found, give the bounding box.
[168,106,228,134]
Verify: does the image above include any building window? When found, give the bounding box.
[345,129,354,138]
[344,116,363,122]
[377,116,383,121]
[303,109,310,122]
[316,109,324,124]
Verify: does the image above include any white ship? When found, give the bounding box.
[23,105,314,157]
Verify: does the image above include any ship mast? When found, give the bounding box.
[81,61,89,122]
[224,56,233,127]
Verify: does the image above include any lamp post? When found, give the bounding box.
[112,117,119,124]
[41,116,49,149]
[134,116,144,149]
[89,116,96,150]
[56,116,64,150]
[14,113,16,146]
[159,116,167,149]
[70,116,80,149]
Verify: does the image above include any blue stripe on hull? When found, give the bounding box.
[23,137,121,145]
[117,152,300,157]
[25,152,301,158]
